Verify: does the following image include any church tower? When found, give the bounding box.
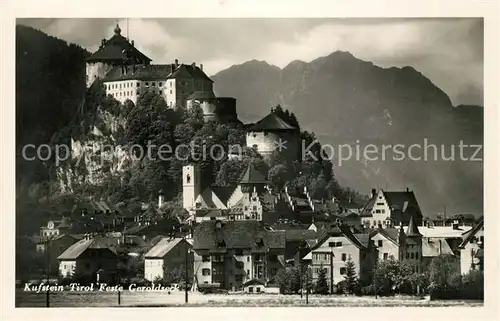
[182,164,201,214]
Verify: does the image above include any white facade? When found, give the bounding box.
[59,260,76,278]
[362,190,392,228]
[104,79,168,105]
[460,226,484,275]
[144,258,164,282]
[371,232,400,261]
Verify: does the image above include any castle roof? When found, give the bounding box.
[86,24,151,63]
[250,112,297,132]
[239,164,267,185]
[102,63,213,83]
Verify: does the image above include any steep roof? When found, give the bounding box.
[211,186,236,205]
[86,24,151,63]
[309,225,369,251]
[168,64,213,83]
[57,237,117,260]
[103,64,174,82]
[360,190,423,220]
[372,228,401,245]
[250,112,297,132]
[193,220,285,252]
[406,215,422,237]
[144,237,190,258]
[459,218,484,248]
[284,229,317,241]
[239,164,267,185]
[422,238,454,257]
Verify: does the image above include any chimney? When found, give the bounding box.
[405,187,410,192]
[175,59,179,67]
[131,40,135,47]
[371,188,377,198]
[192,62,196,67]
[200,64,203,71]
[452,220,459,230]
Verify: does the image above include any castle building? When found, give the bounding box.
[246,110,300,160]
[85,24,214,108]
[186,92,239,123]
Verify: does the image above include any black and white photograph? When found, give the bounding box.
[4,3,496,313]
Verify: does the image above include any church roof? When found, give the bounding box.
[239,164,267,185]
[250,112,297,132]
[86,24,151,63]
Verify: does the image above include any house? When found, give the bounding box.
[303,224,376,288]
[243,279,266,293]
[458,218,484,275]
[39,217,72,240]
[143,237,193,282]
[57,235,118,281]
[192,220,285,291]
[360,188,423,228]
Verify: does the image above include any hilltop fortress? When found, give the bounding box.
[84,24,299,157]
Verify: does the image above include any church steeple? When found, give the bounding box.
[114,24,122,36]
[406,215,421,237]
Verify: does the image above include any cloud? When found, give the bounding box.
[16,18,483,106]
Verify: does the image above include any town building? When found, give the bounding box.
[192,220,285,291]
[360,188,424,228]
[246,110,300,160]
[458,218,484,275]
[303,224,376,288]
[40,218,72,240]
[143,237,193,282]
[57,235,118,281]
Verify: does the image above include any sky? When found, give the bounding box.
[17,18,484,106]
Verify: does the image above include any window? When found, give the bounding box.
[328,242,335,247]
[341,253,347,261]
[159,82,163,86]
[202,255,210,262]
[152,82,156,87]
[340,267,347,275]
[256,287,261,293]
[202,268,210,276]
[410,252,414,259]
[146,82,149,86]
[170,90,172,94]
[381,209,385,214]
[253,206,257,211]
[383,253,388,260]
[244,206,248,211]
[378,240,383,247]
[120,84,122,89]
[137,82,140,87]
[415,252,419,259]
[376,202,384,206]
[247,256,250,262]
[249,287,253,293]
[376,210,381,214]
[336,241,342,247]
[247,269,250,275]
[406,252,410,259]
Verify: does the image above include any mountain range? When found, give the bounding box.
[211,52,483,217]
[15,25,483,217]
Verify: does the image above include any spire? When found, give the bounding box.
[114,24,122,35]
[239,163,267,185]
[406,215,421,237]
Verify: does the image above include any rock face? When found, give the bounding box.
[211,51,483,216]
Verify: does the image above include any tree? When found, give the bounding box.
[276,267,301,294]
[372,256,412,296]
[428,254,461,298]
[314,266,329,295]
[342,257,358,294]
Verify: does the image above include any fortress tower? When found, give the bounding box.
[85,24,151,88]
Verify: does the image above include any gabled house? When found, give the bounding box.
[192,220,285,291]
[304,224,377,288]
[458,218,484,275]
[143,237,193,282]
[57,235,118,281]
[360,188,423,228]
